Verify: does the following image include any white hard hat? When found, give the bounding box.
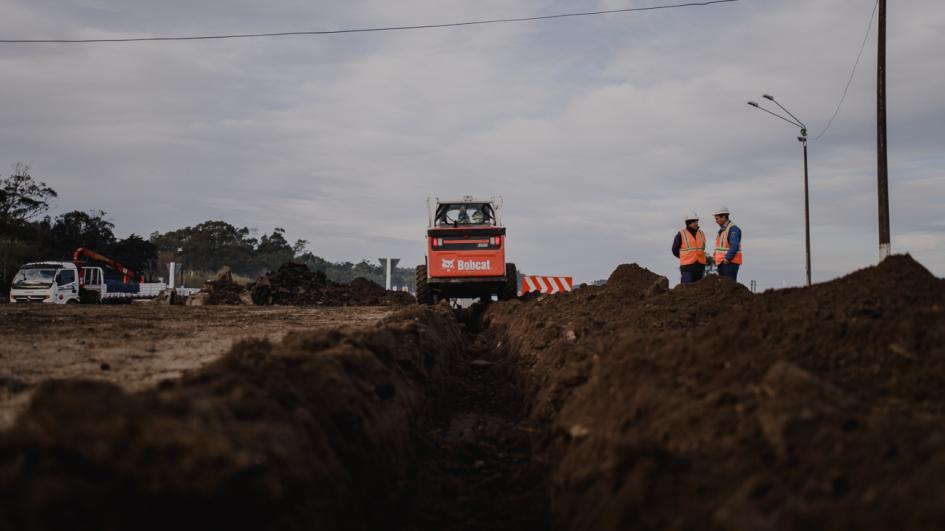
[713,206,730,216]
[684,211,699,222]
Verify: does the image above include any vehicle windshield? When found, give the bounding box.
[435,203,495,226]
[12,265,59,289]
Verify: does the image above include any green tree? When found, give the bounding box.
[0,163,57,230]
[255,228,295,272]
[35,210,117,259]
[107,234,158,277]
[150,220,258,275]
[0,165,58,294]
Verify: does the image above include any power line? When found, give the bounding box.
[812,0,878,141]
[0,0,740,44]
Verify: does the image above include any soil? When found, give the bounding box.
[0,306,464,531]
[249,262,415,306]
[0,304,391,428]
[484,254,945,531]
[1,254,944,530]
[396,308,549,531]
[203,277,249,305]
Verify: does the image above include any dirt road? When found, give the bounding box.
[0,304,391,428]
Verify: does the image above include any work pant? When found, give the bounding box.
[680,269,705,284]
[717,263,740,282]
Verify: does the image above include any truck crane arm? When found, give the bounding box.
[71,248,139,283]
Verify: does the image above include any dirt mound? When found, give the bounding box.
[484,254,945,530]
[186,267,250,306]
[249,262,330,305]
[0,306,463,531]
[203,278,248,305]
[249,263,414,306]
[606,263,668,295]
[330,277,393,306]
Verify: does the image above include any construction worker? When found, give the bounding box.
[471,207,485,224]
[457,205,470,224]
[672,211,707,284]
[713,206,743,281]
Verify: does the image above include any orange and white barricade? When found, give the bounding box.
[519,275,573,296]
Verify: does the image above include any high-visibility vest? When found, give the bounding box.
[714,224,743,265]
[678,229,706,266]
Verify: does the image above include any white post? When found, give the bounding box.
[168,262,177,288]
[385,258,392,291]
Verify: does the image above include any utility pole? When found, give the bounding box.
[801,132,811,286]
[877,0,891,260]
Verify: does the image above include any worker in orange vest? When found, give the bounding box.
[672,211,706,284]
[713,206,743,281]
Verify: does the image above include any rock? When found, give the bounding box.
[214,266,233,282]
[186,292,209,306]
[756,361,851,461]
[568,424,590,439]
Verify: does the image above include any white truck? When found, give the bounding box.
[9,261,167,304]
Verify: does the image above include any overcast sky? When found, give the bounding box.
[1,0,942,288]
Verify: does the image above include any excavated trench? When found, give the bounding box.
[395,305,550,531]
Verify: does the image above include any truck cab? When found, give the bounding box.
[416,196,517,303]
[9,262,81,304]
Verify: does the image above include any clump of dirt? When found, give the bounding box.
[249,263,414,306]
[605,263,669,295]
[484,254,945,530]
[186,267,251,306]
[249,262,329,305]
[203,279,248,305]
[0,306,463,531]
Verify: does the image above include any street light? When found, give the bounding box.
[747,94,812,287]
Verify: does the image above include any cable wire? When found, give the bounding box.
[812,0,878,141]
[0,0,740,44]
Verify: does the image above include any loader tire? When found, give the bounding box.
[500,263,518,301]
[416,265,434,305]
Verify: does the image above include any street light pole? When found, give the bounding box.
[747,96,812,286]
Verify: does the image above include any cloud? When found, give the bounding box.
[0,0,942,288]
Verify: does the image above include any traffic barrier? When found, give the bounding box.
[519,275,573,296]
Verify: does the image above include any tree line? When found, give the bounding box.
[0,164,415,295]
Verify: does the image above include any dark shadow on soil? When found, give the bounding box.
[396,303,550,531]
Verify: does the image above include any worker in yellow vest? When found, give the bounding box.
[713,206,743,281]
[672,211,707,284]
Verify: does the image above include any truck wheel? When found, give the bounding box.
[416,265,434,305]
[500,263,518,301]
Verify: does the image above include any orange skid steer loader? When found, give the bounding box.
[416,196,517,304]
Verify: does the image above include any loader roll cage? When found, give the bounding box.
[434,203,496,227]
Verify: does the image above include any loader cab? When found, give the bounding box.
[417,196,517,304]
[434,203,497,227]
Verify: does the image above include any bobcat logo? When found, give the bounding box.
[441,258,455,271]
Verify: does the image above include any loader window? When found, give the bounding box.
[436,203,495,226]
